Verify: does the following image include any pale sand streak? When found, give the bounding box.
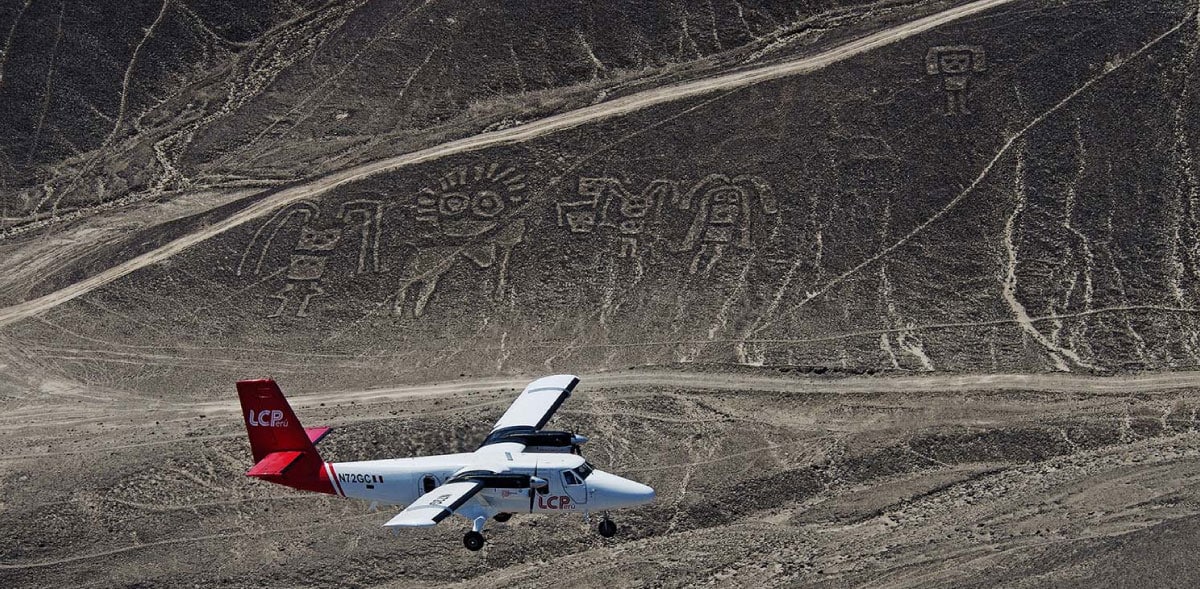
[196,369,1200,415]
[3,368,1197,463]
[0,0,1017,328]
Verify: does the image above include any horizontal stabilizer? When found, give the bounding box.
[305,427,332,444]
[246,450,304,478]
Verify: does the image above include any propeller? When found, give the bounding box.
[571,434,588,455]
[528,463,536,513]
[528,465,549,513]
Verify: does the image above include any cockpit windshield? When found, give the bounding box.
[573,462,594,480]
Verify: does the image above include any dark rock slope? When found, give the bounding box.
[3,0,1199,394]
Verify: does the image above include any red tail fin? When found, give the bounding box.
[237,379,335,495]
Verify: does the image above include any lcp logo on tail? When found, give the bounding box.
[248,409,288,428]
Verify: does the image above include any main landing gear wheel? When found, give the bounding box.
[493,512,513,523]
[598,518,617,538]
[463,531,485,551]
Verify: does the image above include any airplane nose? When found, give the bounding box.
[592,470,655,507]
[623,480,655,504]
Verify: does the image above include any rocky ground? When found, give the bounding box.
[2,0,1198,395]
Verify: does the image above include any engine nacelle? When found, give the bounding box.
[480,427,589,453]
[513,430,586,449]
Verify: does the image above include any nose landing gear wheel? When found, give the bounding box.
[597,518,617,538]
[493,512,513,523]
[463,531,485,551]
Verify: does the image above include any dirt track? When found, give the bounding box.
[0,0,1017,329]
[2,367,1195,460]
[228,369,1200,412]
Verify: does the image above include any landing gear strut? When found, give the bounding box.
[597,516,617,538]
[463,531,485,551]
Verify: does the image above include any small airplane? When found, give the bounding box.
[237,374,655,550]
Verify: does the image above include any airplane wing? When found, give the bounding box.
[383,480,485,528]
[477,374,579,451]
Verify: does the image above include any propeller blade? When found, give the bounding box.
[529,464,537,513]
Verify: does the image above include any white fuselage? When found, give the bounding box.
[325,451,652,515]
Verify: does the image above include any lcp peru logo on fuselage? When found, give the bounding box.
[248,409,288,427]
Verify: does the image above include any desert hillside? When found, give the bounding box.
[2,1,1200,587]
